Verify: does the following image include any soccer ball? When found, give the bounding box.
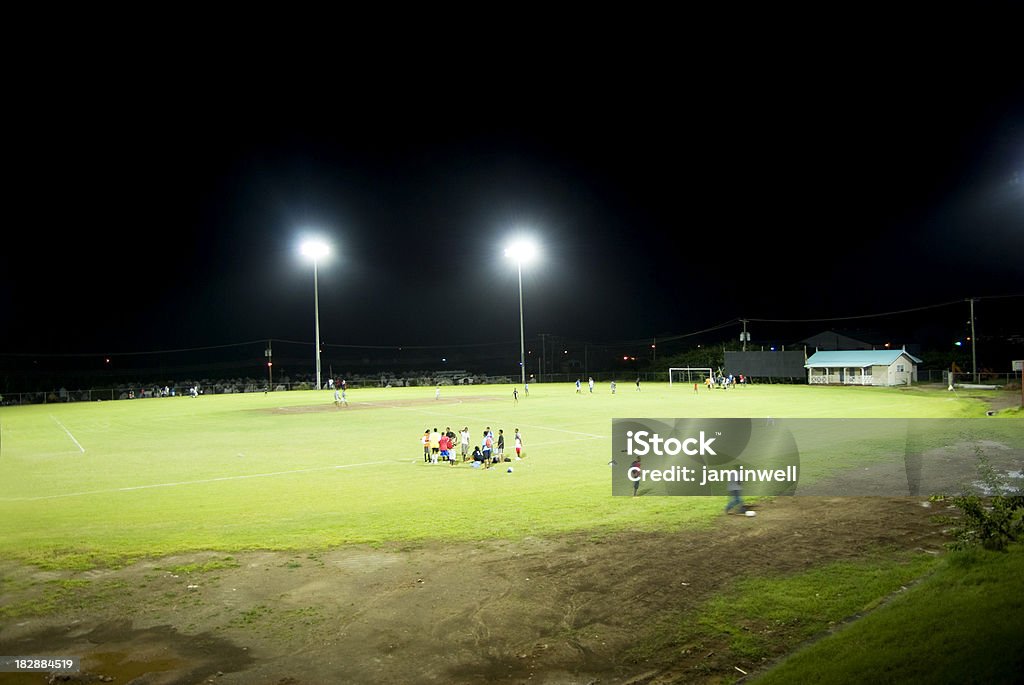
[507,467,514,473]
[745,510,757,517]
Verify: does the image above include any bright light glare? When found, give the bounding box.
[300,239,330,261]
[504,239,538,263]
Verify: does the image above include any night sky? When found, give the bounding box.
[3,31,1022,368]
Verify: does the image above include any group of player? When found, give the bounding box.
[702,373,746,390]
[575,376,641,394]
[421,426,524,468]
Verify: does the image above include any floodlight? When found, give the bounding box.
[300,239,330,261]
[504,239,538,263]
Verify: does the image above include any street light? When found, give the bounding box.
[504,239,538,388]
[300,238,330,391]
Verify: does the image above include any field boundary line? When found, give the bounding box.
[50,415,85,453]
[0,460,388,502]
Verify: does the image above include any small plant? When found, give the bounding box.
[932,447,1024,552]
[169,557,240,574]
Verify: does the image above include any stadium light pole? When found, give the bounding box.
[301,239,330,391]
[505,239,538,388]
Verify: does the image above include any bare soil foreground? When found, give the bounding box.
[0,498,947,685]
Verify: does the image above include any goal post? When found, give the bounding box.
[668,367,713,386]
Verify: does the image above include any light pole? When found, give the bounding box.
[301,239,330,391]
[968,298,978,384]
[504,239,537,388]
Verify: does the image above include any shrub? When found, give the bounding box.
[932,447,1024,552]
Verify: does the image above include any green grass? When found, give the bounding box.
[1,382,1019,682]
[0,577,130,619]
[752,545,1024,684]
[167,557,241,575]
[0,383,997,568]
[630,551,939,664]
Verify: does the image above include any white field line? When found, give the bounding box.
[355,400,607,439]
[0,460,388,503]
[13,450,87,459]
[50,415,85,453]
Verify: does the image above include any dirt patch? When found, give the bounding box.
[0,498,948,684]
[799,440,1024,497]
[965,388,1022,413]
[0,622,252,684]
[982,389,1023,413]
[264,395,505,414]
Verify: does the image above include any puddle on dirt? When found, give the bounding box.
[2,654,182,684]
[0,620,253,684]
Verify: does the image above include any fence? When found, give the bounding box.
[916,370,1021,386]
[0,371,676,406]
[4,369,1019,406]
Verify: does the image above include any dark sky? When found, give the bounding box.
[3,31,1022,361]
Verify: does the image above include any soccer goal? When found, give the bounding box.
[668,367,713,386]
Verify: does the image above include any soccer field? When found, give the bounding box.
[2,382,1020,685]
[0,382,992,568]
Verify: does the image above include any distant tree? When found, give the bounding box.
[643,340,740,372]
[918,348,971,371]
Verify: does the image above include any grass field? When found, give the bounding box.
[750,545,1024,684]
[1,382,1020,684]
[0,383,994,568]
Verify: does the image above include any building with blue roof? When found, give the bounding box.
[804,349,923,386]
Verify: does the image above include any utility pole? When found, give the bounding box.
[265,340,273,390]
[539,333,548,382]
[741,319,749,352]
[968,298,978,384]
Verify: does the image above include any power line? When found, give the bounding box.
[596,319,740,347]
[744,295,1021,324]
[321,340,517,351]
[746,300,962,323]
[2,295,1018,358]
[0,340,271,358]
[0,337,519,358]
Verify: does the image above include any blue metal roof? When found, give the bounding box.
[804,349,923,368]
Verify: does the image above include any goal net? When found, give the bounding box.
[668,367,713,386]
